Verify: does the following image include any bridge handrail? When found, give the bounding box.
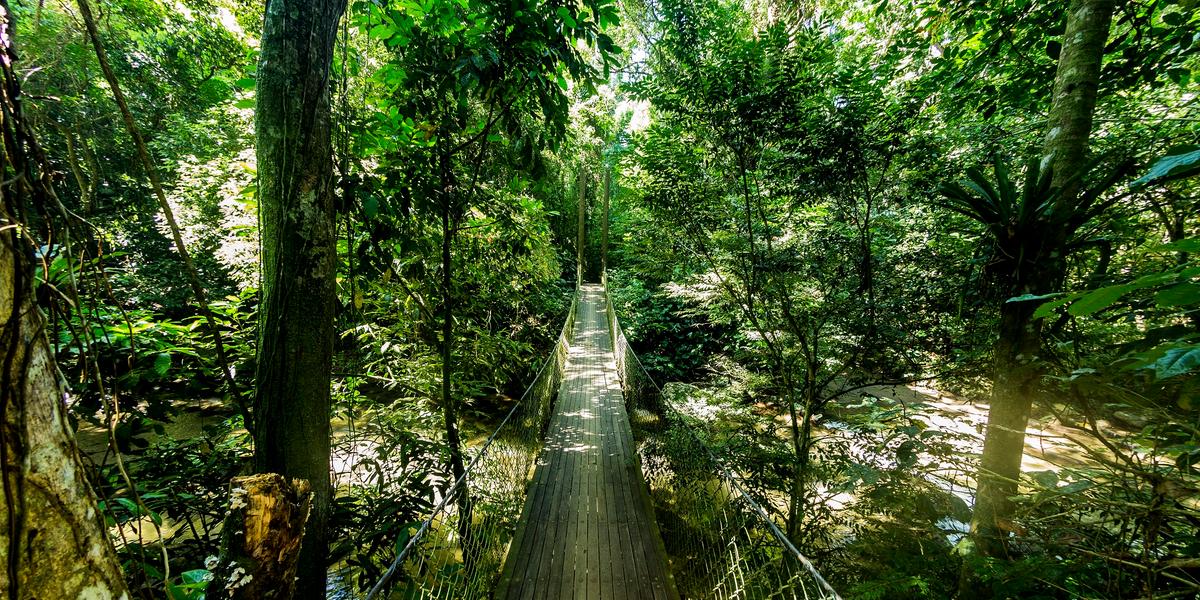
[365,287,579,600]
[601,273,842,600]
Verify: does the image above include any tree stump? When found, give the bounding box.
[208,474,313,599]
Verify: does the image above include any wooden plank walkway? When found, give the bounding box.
[497,284,678,600]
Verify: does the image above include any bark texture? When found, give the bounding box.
[438,151,467,494]
[208,475,312,600]
[0,3,129,597]
[253,1,346,597]
[1044,0,1116,202]
[966,264,1052,558]
[967,0,1115,562]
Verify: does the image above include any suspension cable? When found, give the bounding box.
[364,289,578,600]
[602,274,842,600]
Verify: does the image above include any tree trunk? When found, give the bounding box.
[601,169,610,276]
[208,474,312,600]
[785,361,816,543]
[966,268,1048,558]
[1044,0,1116,203]
[0,3,129,596]
[965,0,1115,565]
[440,190,467,490]
[253,1,346,597]
[576,171,587,287]
[436,140,468,491]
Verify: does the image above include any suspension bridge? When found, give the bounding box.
[364,278,841,600]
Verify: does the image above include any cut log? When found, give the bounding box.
[208,474,312,600]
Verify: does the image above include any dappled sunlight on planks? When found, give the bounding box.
[497,284,678,600]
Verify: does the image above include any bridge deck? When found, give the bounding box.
[497,284,677,600]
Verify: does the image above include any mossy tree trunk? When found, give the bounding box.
[0,3,129,597]
[253,1,346,597]
[967,0,1115,561]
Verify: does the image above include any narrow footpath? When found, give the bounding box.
[497,284,678,600]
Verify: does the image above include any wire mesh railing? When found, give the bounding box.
[364,291,578,600]
[601,275,842,600]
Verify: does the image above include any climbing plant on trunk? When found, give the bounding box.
[949,0,1118,563]
[0,2,129,597]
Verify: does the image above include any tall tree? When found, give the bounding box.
[966,0,1117,559]
[75,0,248,422]
[577,171,588,287]
[253,0,346,597]
[602,169,610,275]
[347,0,619,555]
[0,2,128,597]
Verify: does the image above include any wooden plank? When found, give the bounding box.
[611,423,630,597]
[615,380,671,600]
[586,390,602,600]
[520,396,568,600]
[520,400,567,593]
[518,345,577,600]
[564,350,587,600]
[567,338,593,596]
[600,346,632,600]
[555,344,580,600]
[498,285,679,600]
[596,386,616,600]
[615,415,653,598]
[548,362,580,600]
[577,301,597,600]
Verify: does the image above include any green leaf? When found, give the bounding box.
[556,74,569,90]
[1030,470,1058,488]
[1155,283,1200,307]
[1148,346,1200,380]
[166,584,191,600]
[153,352,172,376]
[1157,237,1200,253]
[1067,284,1134,316]
[234,77,256,90]
[180,569,210,585]
[1059,480,1093,494]
[394,520,422,555]
[556,7,577,28]
[364,195,379,219]
[1176,449,1200,470]
[1007,293,1058,304]
[233,98,255,109]
[1131,146,1200,189]
[1167,67,1191,86]
[1033,292,1082,319]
